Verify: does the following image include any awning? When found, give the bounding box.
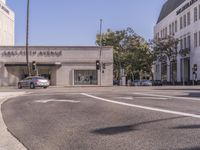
[4,62,62,67]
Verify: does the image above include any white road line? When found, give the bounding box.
[116,97,168,100]
[81,93,200,119]
[133,92,200,101]
[35,99,80,103]
[117,97,134,100]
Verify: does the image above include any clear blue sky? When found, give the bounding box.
[7,0,165,46]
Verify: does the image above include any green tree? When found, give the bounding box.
[150,36,179,82]
[151,36,179,62]
[96,27,153,81]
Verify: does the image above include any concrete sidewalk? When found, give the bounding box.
[0,92,27,150]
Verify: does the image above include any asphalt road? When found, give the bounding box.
[2,87,200,150]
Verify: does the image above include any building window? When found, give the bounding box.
[199,31,200,46]
[184,37,187,49]
[165,27,167,37]
[187,12,190,25]
[180,39,183,50]
[156,64,159,73]
[157,32,159,39]
[180,17,183,30]
[194,32,198,47]
[171,61,177,82]
[169,24,172,35]
[74,70,98,85]
[172,22,175,34]
[163,29,165,38]
[161,63,167,81]
[187,35,191,49]
[183,14,187,27]
[162,29,164,38]
[199,5,200,19]
[194,7,198,22]
[175,20,178,32]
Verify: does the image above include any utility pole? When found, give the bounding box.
[26,0,31,76]
[99,19,103,86]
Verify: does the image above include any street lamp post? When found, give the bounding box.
[99,19,103,86]
[26,0,31,76]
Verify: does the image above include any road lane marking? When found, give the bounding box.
[81,93,200,119]
[117,97,134,100]
[133,92,200,101]
[35,99,80,103]
[116,97,168,100]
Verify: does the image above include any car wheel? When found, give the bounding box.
[18,83,22,89]
[43,87,47,89]
[30,83,35,89]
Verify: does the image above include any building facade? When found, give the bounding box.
[0,46,113,86]
[0,0,14,45]
[154,0,200,84]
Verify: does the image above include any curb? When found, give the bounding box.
[0,92,27,150]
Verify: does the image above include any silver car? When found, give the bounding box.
[141,80,152,86]
[18,76,50,89]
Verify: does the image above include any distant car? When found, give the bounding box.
[141,80,152,86]
[132,80,141,86]
[18,76,50,89]
[152,80,162,86]
[113,80,119,86]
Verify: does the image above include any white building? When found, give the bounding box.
[0,46,113,86]
[0,0,15,45]
[154,0,200,84]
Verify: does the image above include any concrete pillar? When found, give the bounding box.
[167,61,170,82]
[177,56,181,82]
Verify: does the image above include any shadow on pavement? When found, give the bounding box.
[153,90,200,98]
[187,92,200,98]
[91,116,184,135]
[153,88,200,91]
[91,125,135,135]
[171,125,200,129]
[175,147,200,150]
[178,92,200,98]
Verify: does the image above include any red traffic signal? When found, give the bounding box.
[96,60,100,70]
[32,61,37,71]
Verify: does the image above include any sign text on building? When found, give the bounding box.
[1,50,62,57]
[176,0,198,15]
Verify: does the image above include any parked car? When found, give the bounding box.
[113,80,119,86]
[18,76,50,89]
[141,80,152,86]
[132,80,141,86]
[152,80,162,86]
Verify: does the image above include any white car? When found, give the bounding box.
[18,76,50,89]
[141,80,152,86]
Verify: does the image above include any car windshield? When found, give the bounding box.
[34,77,46,79]
[24,77,32,80]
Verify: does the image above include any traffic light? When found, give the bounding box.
[194,64,197,72]
[96,60,100,70]
[32,61,37,71]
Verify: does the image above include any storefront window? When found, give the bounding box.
[161,63,167,81]
[74,70,97,85]
[171,61,177,82]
